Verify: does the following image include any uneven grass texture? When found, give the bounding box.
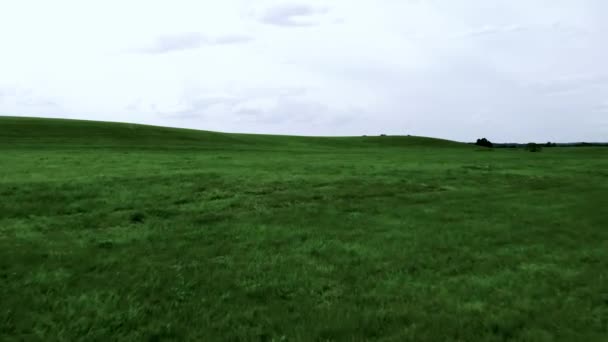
[1,117,607,341]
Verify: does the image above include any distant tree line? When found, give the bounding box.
[473,138,607,150]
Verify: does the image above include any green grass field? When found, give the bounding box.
[1,116,607,341]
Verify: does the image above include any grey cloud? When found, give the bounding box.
[235,86,309,99]
[593,103,608,113]
[0,86,60,108]
[16,92,61,108]
[550,21,593,37]
[529,74,608,96]
[161,87,363,135]
[233,98,324,125]
[169,95,242,119]
[260,4,328,27]
[125,100,160,114]
[0,86,16,101]
[143,32,206,53]
[0,86,66,118]
[231,97,362,135]
[213,34,254,45]
[455,24,526,38]
[453,22,591,40]
[140,32,253,54]
[165,88,305,120]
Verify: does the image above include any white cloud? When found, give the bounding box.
[533,74,608,90]
[137,32,253,54]
[0,86,67,118]
[455,24,526,38]
[258,3,329,27]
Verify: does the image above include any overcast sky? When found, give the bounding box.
[1,0,607,142]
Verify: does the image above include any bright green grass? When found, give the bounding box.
[1,116,607,341]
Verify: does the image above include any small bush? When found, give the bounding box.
[475,138,493,148]
[526,143,542,152]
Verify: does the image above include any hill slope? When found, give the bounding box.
[0,116,465,150]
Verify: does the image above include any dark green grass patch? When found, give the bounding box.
[1,117,607,341]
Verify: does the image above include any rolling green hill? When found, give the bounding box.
[0,116,465,150]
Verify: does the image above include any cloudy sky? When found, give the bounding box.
[1,0,607,142]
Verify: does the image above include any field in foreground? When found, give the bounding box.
[1,117,607,341]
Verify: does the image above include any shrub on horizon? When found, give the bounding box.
[475,138,493,148]
[526,143,543,152]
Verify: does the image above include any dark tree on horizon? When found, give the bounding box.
[475,138,493,148]
[526,143,543,152]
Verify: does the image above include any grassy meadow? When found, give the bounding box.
[1,116,607,341]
